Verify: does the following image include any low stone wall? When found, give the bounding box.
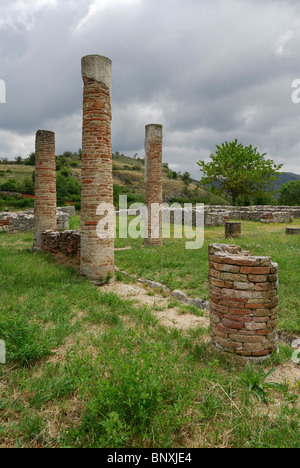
[41,230,81,262]
[117,205,298,227]
[0,210,69,233]
[207,205,300,221]
[209,243,279,360]
[57,206,76,217]
[261,212,293,224]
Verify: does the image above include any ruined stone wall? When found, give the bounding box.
[80,54,114,281]
[145,124,163,247]
[41,230,81,262]
[0,210,69,233]
[207,205,300,221]
[209,243,279,359]
[260,212,293,223]
[58,206,76,217]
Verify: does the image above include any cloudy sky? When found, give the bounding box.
[1,0,300,178]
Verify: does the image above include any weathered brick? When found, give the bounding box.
[220,272,248,282]
[240,266,271,275]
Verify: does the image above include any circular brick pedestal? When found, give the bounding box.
[209,243,279,360]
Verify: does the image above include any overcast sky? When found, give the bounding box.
[1,0,300,178]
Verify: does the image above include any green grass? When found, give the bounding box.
[0,229,299,448]
[112,219,300,334]
[0,165,34,185]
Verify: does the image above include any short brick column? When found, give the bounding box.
[286,227,300,235]
[225,221,241,239]
[80,55,114,281]
[33,130,57,251]
[209,243,278,360]
[144,124,163,247]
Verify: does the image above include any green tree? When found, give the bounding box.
[15,156,23,165]
[25,152,35,166]
[279,180,300,206]
[182,171,192,186]
[197,140,282,206]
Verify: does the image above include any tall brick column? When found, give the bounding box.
[80,55,114,281]
[33,130,57,251]
[144,124,163,247]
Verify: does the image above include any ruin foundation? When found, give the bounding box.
[209,243,279,360]
[42,230,81,263]
[225,221,242,239]
[286,227,300,235]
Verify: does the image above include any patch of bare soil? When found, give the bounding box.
[100,281,210,330]
[271,360,300,386]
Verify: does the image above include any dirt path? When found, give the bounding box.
[100,281,210,330]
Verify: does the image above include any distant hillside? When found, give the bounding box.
[273,172,300,192]
[110,153,229,206]
[0,152,230,208]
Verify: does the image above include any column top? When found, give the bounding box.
[145,123,163,142]
[81,55,112,90]
[145,124,163,129]
[36,130,55,137]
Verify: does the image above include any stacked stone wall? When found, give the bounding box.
[209,243,279,359]
[0,210,69,233]
[41,230,81,262]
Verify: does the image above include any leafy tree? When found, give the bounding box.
[15,156,23,165]
[25,152,35,166]
[197,140,283,206]
[182,171,192,186]
[56,167,81,206]
[56,155,69,171]
[279,180,300,206]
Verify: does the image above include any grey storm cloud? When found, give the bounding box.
[1,0,300,178]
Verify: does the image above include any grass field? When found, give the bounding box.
[0,165,34,185]
[113,220,300,334]
[0,222,299,448]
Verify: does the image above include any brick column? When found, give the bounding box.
[144,124,163,247]
[80,55,114,281]
[33,130,57,251]
[209,243,278,360]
